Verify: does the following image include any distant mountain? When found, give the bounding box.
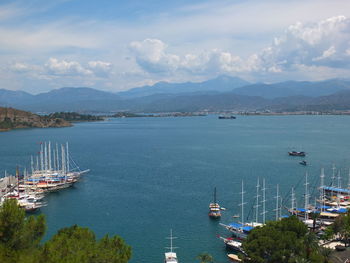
[0,89,34,106]
[279,90,350,111]
[232,79,350,99]
[117,75,250,98]
[6,87,124,112]
[2,78,350,113]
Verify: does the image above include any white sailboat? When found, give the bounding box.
[164,229,178,263]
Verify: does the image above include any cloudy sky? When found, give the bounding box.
[1,0,350,93]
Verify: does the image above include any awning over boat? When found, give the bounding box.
[242,226,253,232]
[228,222,243,229]
[321,186,350,195]
[228,222,253,232]
[317,205,331,209]
[327,208,347,213]
[320,212,339,218]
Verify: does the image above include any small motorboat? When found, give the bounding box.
[232,215,239,218]
[299,160,307,166]
[227,254,242,262]
[288,151,306,157]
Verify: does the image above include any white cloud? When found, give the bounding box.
[129,39,180,73]
[130,15,350,80]
[87,61,113,77]
[258,15,350,70]
[129,39,245,76]
[45,58,93,76]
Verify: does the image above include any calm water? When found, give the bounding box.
[1,115,350,263]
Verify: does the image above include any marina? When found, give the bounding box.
[1,115,350,262]
[0,142,88,212]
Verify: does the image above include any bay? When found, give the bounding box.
[1,115,350,263]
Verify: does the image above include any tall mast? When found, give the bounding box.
[275,184,279,221]
[239,181,246,225]
[291,186,295,212]
[331,164,336,187]
[337,170,342,189]
[255,178,260,223]
[53,146,56,171]
[304,172,309,221]
[214,187,217,204]
[166,229,177,253]
[320,168,325,212]
[36,156,39,171]
[40,143,44,171]
[56,143,60,171]
[261,178,267,224]
[170,229,173,253]
[31,156,34,174]
[44,142,48,171]
[48,141,52,170]
[66,142,69,173]
[61,144,66,175]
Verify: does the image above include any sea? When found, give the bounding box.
[1,115,350,263]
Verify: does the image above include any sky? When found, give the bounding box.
[0,0,350,93]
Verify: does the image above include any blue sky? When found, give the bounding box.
[1,0,350,93]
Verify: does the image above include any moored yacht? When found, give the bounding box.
[209,187,221,219]
[164,229,178,263]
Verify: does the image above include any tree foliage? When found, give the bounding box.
[196,252,214,263]
[242,216,325,263]
[0,199,131,263]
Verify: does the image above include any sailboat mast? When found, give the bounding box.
[291,186,295,211]
[44,142,48,171]
[170,229,173,253]
[40,143,44,171]
[337,170,341,188]
[239,181,246,225]
[31,156,34,174]
[275,184,279,221]
[214,187,217,204]
[53,146,56,171]
[66,142,69,173]
[320,168,325,212]
[261,178,266,224]
[61,144,66,175]
[255,178,260,223]
[56,143,60,171]
[36,156,39,172]
[48,141,52,170]
[304,173,309,221]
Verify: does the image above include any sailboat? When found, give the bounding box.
[209,187,221,218]
[164,229,178,263]
[220,180,263,239]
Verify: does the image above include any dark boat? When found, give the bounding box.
[299,160,307,166]
[209,187,221,219]
[218,115,236,119]
[288,151,306,157]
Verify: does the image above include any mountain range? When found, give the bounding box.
[1,76,350,113]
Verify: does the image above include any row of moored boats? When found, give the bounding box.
[0,142,89,212]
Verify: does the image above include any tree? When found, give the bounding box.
[196,253,214,263]
[242,216,324,263]
[0,199,46,263]
[0,199,131,263]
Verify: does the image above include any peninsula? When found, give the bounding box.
[0,107,71,131]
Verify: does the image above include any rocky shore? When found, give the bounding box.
[0,107,71,131]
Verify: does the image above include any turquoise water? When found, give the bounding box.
[1,115,350,263]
